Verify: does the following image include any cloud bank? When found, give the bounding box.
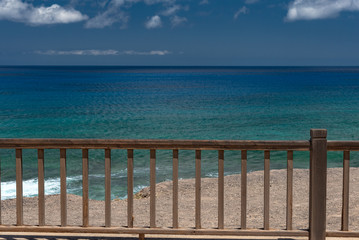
[0,0,188,28]
[0,0,88,25]
[35,49,171,56]
[287,0,359,21]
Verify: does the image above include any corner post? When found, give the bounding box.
[309,129,327,240]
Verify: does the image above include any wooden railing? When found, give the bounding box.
[0,129,357,239]
[326,139,359,238]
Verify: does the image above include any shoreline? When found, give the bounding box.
[1,168,358,231]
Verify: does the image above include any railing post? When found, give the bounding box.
[309,129,327,240]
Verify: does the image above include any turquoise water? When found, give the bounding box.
[1,66,359,200]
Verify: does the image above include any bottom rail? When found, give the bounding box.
[0,225,308,237]
[327,231,359,238]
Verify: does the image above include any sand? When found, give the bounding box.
[1,167,358,232]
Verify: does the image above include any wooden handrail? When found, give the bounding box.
[328,141,359,150]
[4,138,359,150]
[0,139,310,150]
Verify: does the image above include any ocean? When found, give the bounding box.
[1,66,359,200]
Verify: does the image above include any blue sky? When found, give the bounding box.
[1,0,359,66]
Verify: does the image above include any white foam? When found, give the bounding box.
[1,177,61,200]
[205,172,218,178]
[1,171,174,200]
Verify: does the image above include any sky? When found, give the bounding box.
[1,0,359,66]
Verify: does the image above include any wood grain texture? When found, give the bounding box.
[309,129,327,240]
[38,149,45,226]
[341,150,350,231]
[0,153,1,225]
[286,150,293,230]
[0,139,310,150]
[105,149,111,227]
[60,149,67,227]
[195,150,201,229]
[82,149,89,227]
[0,225,309,237]
[172,149,179,228]
[16,149,23,226]
[328,141,359,151]
[127,149,133,228]
[218,150,224,229]
[150,149,156,228]
[264,150,270,230]
[241,150,247,230]
[127,149,134,228]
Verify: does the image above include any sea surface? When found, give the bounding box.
[1,66,359,200]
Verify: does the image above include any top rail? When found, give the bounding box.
[0,139,310,150]
[328,141,359,151]
[2,139,359,151]
[2,139,359,150]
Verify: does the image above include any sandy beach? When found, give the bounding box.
[1,168,358,232]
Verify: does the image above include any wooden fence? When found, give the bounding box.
[0,129,358,239]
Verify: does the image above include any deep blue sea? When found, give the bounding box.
[1,66,359,200]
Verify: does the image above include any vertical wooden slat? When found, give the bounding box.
[127,149,134,228]
[195,150,201,229]
[309,147,312,236]
[218,150,224,229]
[241,150,247,230]
[0,153,1,225]
[82,149,89,227]
[150,149,156,228]
[309,129,327,240]
[38,149,45,226]
[342,150,350,231]
[139,233,145,240]
[264,150,270,230]
[60,149,67,227]
[105,149,111,227]
[16,149,23,226]
[172,149,179,228]
[286,150,293,230]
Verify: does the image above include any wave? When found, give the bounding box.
[1,177,61,200]
[1,172,154,200]
[1,169,218,200]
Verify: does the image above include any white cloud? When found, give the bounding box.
[123,50,171,55]
[85,0,130,28]
[161,4,181,16]
[35,50,119,56]
[85,0,183,29]
[85,9,128,28]
[35,49,171,56]
[199,0,209,5]
[234,6,248,19]
[245,0,259,4]
[160,3,188,27]
[144,0,175,4]
[287,0,359,21]
[171,15,187,26]
[145,15,162,28]
[0,0,88,25]
[0,0,188,29]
